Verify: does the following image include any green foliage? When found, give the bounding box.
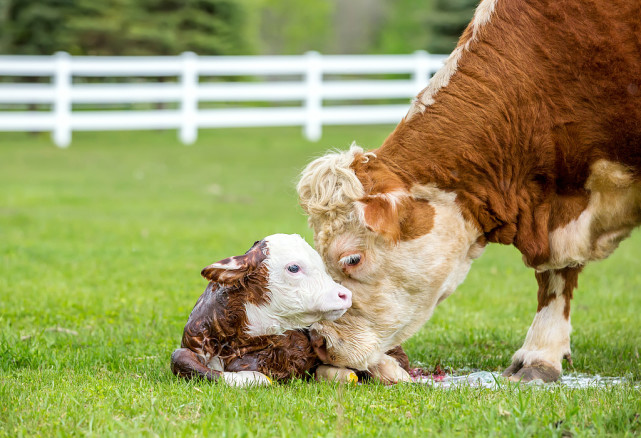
[140,0,252,55]
[370,0,476,55]
[0,0,74,54]
[254,0,335,54]
[374,0,435,54]
[0,0,253,55]
[0,0,483,56]
[65,0,253,55]
[1,127,640,436]
[61,0,140,55]
[427,0,477,54]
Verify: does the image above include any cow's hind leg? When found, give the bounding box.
[502,267,580,382]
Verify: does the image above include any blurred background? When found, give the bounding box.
[0,0,480,146]
[0,0,477,56]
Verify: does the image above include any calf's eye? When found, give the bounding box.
[287,264,300,273]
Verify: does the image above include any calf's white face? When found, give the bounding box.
[248,234,352,336]
[206,234,352,337]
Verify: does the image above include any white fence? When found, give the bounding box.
[0,51,447,147]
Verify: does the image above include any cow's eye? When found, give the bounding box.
[339,254,361,267]
[287,264,300,273]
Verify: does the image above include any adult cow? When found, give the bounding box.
[297,0,641,383]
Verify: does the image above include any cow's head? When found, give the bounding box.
[202,234,352,337]
[297,145,483,367]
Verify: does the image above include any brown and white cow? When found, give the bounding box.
[297,0,641,383]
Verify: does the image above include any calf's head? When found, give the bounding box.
[201,234,352,337]
[297,145,483,366]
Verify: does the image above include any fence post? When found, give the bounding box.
[412,50,430,93]
[304,51,322,142]
[179,51,198,145]
[52,51,72,148]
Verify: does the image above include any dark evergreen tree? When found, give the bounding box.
[0,0,74,54]
[136,0,252,55]
[61,0,139,55]
[426,0,477,54]
[0,0,253,55]
[65,0,252,55]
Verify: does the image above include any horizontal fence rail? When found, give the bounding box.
[0,51,447,147]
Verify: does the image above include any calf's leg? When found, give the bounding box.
[171,348,222,381]
[502,267,580,382]
[171,348,270,386]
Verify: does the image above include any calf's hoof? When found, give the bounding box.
[222,371,272,387]
[502,361,560,383]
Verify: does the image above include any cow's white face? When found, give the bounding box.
[245,234,352,336]
[298,145,483,369]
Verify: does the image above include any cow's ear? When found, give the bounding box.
[309,329,329,363]
[201,240,268,286]
[359,196,402,243]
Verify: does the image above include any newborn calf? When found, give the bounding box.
[171,234,353,386]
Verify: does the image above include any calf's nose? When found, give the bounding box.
[336,286,352,307]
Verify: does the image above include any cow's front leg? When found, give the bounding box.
[368,352,412,384]
[315,365,359,383]
[503,267,581,382]
[310,318,411,384]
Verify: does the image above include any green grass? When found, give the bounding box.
[1,127,640,437]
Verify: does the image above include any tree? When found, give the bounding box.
[0,0,74,54]
[64,0,253,55]
[254,0,334,55]
[0,0,254,55]
[426,0,476,54]
[372,0,435,54]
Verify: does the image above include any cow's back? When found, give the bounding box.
[507,0,640,168]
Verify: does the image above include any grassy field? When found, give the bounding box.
[1,127,640,437]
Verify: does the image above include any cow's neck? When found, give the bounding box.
[368,0,632,267]
[375,97,553,265]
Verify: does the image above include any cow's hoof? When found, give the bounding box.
[369,355,412,384]
[502,361,560,383]
[315,365,359,383]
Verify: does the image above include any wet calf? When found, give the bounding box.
[170,234,353,386]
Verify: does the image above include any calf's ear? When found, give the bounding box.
[201,240,268,287]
